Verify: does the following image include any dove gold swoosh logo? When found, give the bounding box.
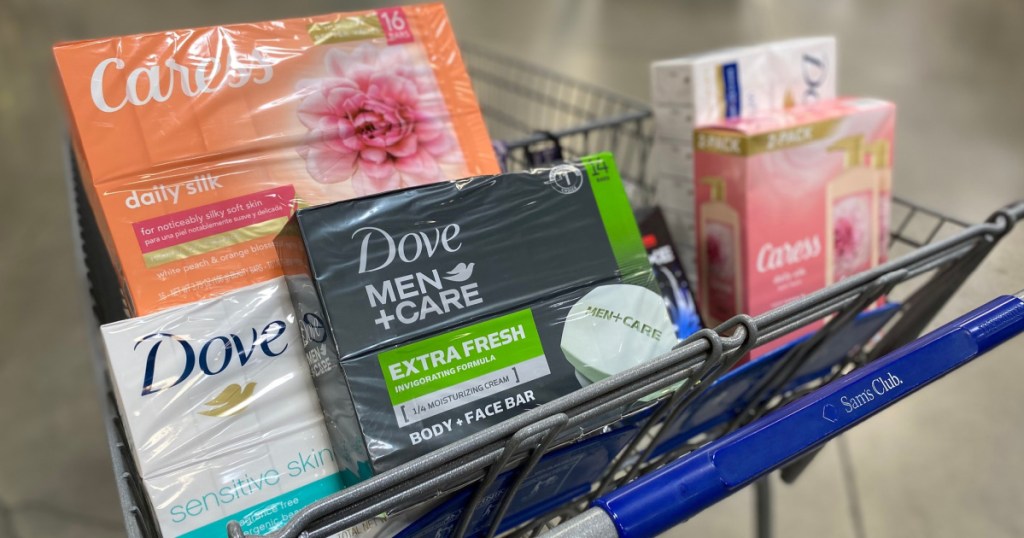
[199,382,257,417]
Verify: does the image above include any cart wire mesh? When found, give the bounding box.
[69,44,1023,538]
[462,44,652,194]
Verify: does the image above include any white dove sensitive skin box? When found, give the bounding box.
[100,277,348,538]
[276,153,676,475]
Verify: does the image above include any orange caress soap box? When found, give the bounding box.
[54,4,498,315]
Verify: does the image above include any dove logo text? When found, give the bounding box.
[137,320,288,396]
[354,224,462,274]
[801,52,829,103]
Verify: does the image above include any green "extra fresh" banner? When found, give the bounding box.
[378,309,544,405]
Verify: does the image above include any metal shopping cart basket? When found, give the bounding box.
[67,44,1024,538]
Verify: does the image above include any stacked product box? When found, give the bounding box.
[694,97,895,358]
[53,3,498,317]
[275,154,676,475]
[648,37,837,286]
[100,278,347,537]
[99,277,440,538]
[55,5,497,537]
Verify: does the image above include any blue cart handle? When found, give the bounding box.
[594,293,1024,538]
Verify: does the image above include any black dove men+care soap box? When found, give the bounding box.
[275,153,676,475]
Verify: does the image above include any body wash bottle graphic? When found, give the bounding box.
[825,135,879,284]
[869,139,893,264]
[698,177,742,327]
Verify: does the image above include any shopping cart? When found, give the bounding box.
[67,43,1024,538]
[544,290,1024,537]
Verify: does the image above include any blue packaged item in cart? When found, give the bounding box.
[650,301,900,459]
[395,423,639,538]
[637,206,703,340]
[781,301,900,390]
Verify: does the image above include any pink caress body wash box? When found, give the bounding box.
[694,97,895,359]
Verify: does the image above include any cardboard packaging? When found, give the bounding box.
[54,4,498,315]
[275,153,674,474]
[648,37,838,283]
[694,97,895,356]
[100,277,349,537]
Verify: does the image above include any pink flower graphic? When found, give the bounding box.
[296,44,462,194]
[834,217,858,259]
[705,222,734,278]
[833,195,870,278]
[707,234,725,268]
[878,196,891,259]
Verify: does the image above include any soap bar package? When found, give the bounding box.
[637,206,703,340]
[277,153,675,473]
[100,277,350,537]
[54,4,498,315]
[694,97,894,356]
[648,37,837,284]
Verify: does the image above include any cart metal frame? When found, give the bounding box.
[544,290,1024,537]
[68,43,1023,538]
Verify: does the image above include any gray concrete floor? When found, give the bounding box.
[1,0,1022,537]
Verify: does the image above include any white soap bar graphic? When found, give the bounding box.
[560,284,676,386]
[101,277,345,537]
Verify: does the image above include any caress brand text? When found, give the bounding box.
[756,235,822,273]
[90,48,274,113]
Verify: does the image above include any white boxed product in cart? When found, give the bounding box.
[276,153,675,474]
[648,36,837,282]
[100,277,348,537]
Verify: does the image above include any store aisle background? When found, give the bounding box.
[1,0,1022,536]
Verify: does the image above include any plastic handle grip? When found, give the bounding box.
[594,294,1024,538]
